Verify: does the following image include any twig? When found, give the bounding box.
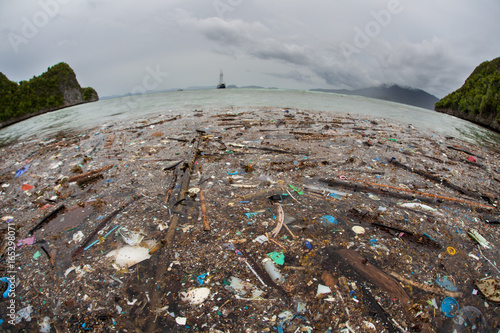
[477,246,500,276]
[28,204,65,235]
[283,223,296,239]
[199,188,210,231]
[389,272,462,298]
[67,165,113,183]
[266,233,286,249]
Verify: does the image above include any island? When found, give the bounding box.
[435,57,500,132]
[0,62,98,129]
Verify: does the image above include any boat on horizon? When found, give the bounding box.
[217,69,226,89]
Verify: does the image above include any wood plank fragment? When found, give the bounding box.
[67,165,113,183]
[104,133,115,148]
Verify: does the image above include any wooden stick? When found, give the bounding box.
[199,188,210,231]
[358,179,494,209]
[28,204,65,235]
[323,178,495,210]
[67,165,113,183]
[283,223,296,239]
[389,272,463,298]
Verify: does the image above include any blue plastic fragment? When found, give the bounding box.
[328,192,342,199]
[245,212,264,218]
[435,276,458,292]
[0,277,13,298]
[304,241,312,250]
[423,233,437,242]
[227,171,238,175]
[15,165,30,178]
[320,215,337,224]
[441,297,459,317]
[197,273,208,285]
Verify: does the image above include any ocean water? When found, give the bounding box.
[1,89,499,148]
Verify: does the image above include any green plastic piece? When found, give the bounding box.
[33,251,41,259]
[288,184,304,195]
[267,251,285,265]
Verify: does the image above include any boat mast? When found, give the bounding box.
[219,69,224,85]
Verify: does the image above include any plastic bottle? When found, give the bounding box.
[262,258,283,283]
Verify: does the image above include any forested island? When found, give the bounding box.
[435,57,500,132]
[0,62,98,128]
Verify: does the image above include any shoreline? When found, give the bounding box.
[0,100,97,131]
[0,107,499,331]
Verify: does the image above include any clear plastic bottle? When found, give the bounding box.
[262,258,283,283]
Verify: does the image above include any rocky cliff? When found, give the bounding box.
[0,62,98,128]
[435,57,500,132]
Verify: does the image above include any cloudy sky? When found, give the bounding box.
[1,0,499,98]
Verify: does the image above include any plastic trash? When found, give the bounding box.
[262,258,283,283]
[399,202,439,212]
[39,316,51,333]
[316,284,332,296]
[105,245,151,269]
[467,156,477,163]
[197,273,208,285]
[0,277,13,298]
[435,276,458,292]
[437,306,488,333]
[72,231,84,243]
[441,297,459,317]
[119,229,144,246]
[254,235,268,244]
[468,229,491,249]
[288,184,304,195]
[16,305,33,324]
[176,317,187,325]
[225,276,264,299]
[33,251,42,259]
[320,215,337,224]
[180,287,210,305]
[14,165,29,178]
[304,240,312,250]
[352,226,365,234]
[21,184,34,191]
[267,251,285,265]
[244,211,264,218]
[17,236,35,247]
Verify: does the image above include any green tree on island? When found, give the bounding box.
[0,62,98,125]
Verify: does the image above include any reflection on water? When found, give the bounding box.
[0,89,499,149]
[458,125,500,152]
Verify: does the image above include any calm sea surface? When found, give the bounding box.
[1,89,499,148]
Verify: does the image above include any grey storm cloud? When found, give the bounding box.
[1,0,499,97]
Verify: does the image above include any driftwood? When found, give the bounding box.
[146,132,203,333]
[321,178,495,210]
[28,204,65,235]
[334,248,410,304]
[104,134,115,149]
[163,132,203,245]
[199,188,210,231]
[67,165,114,183]
[388,158,482,200]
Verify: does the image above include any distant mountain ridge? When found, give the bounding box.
[435,57,500,132]
[0,62,98,129]
[310,84,439,110]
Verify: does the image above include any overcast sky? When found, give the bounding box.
[1,0,499,98]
